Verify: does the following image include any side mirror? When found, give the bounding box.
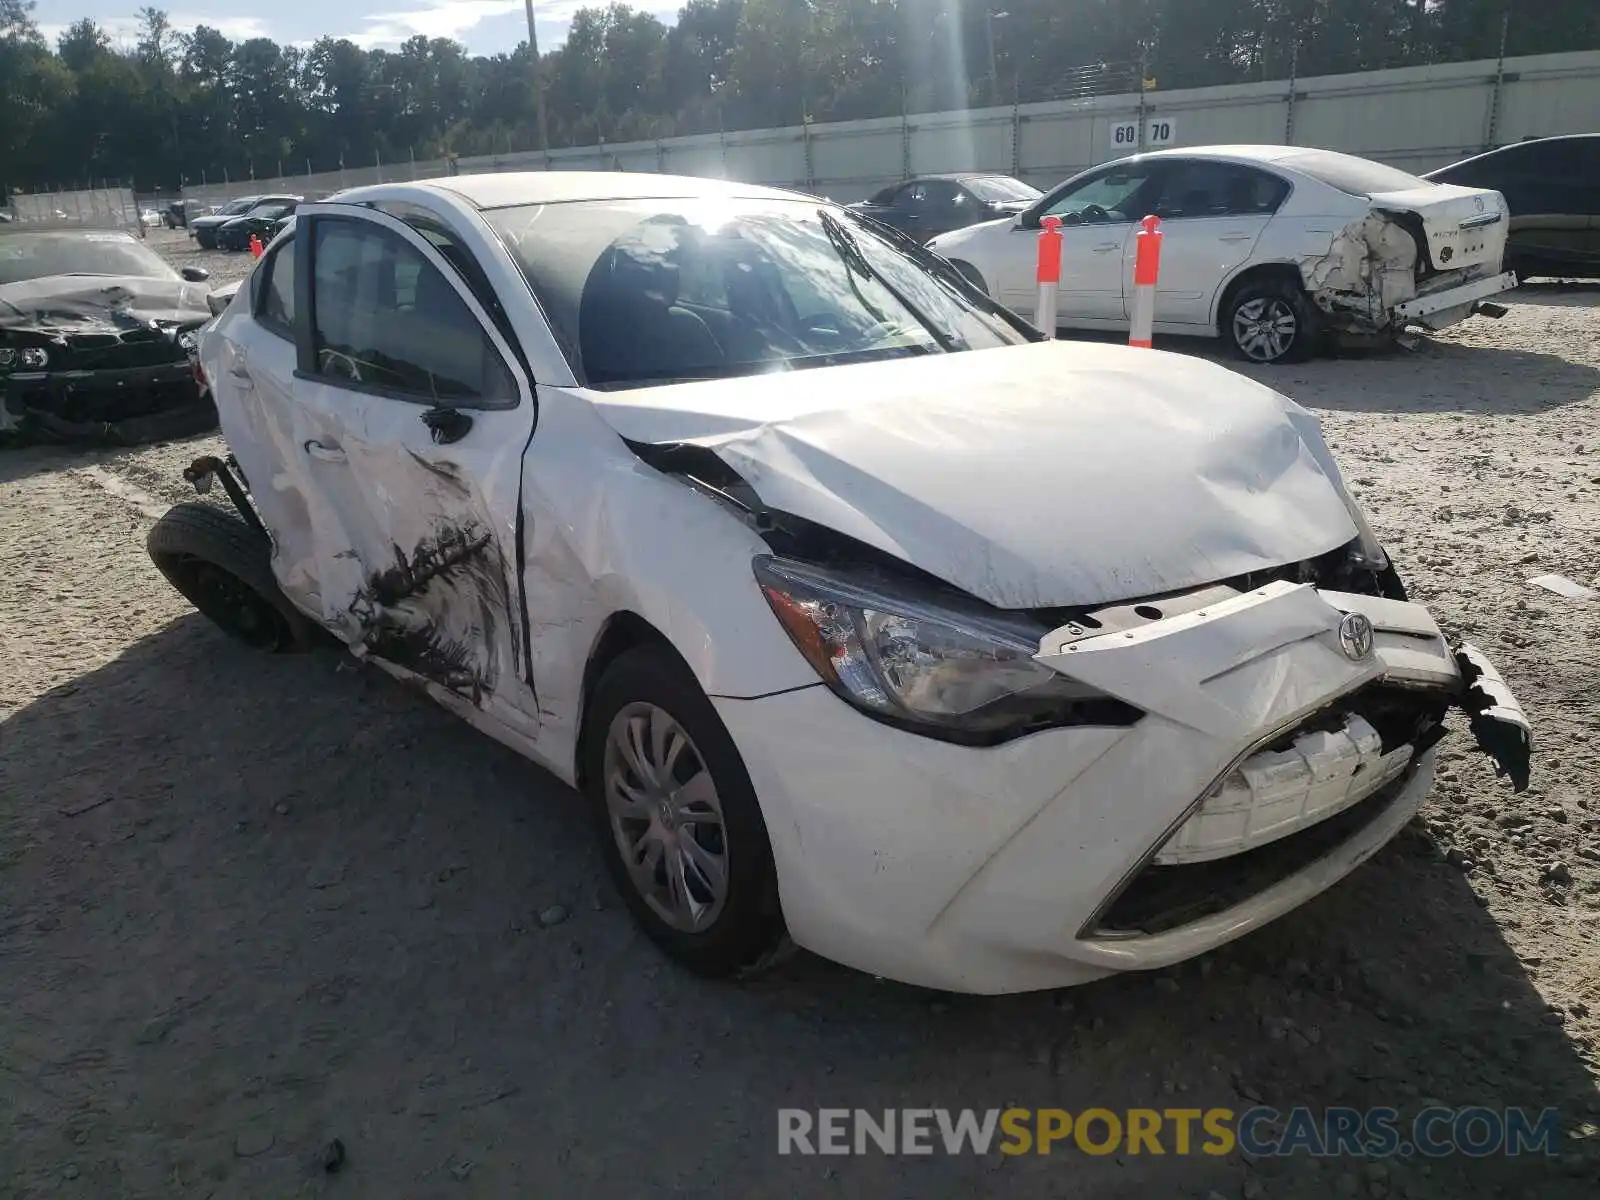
[181,266,210,283]
[1014,212,1036,231]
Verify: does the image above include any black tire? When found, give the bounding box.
[146,502,313,653]
[1223,277,1318,364]
[949,259,989,295]
[581,645,784,977]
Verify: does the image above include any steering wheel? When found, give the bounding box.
[736,313,810,354]
[1079,203,1111,224]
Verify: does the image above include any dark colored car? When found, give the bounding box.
[1424,134,1600,279]
[189,194,299,249]
[217,200,299,251]
[163,199,206,229]
[0,227,217,444]
[847,173,1043,243]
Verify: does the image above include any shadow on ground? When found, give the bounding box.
[2,616,1596,1198]
[1055,325,1600,415]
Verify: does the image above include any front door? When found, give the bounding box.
[255,202,540,741]
[999,160,1169,324]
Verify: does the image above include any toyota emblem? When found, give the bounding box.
[1338,612,1376,662]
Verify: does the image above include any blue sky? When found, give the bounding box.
[31,1,677,55]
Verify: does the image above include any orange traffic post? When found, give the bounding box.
[1035,214,1064,339]
[248,232,264,258]
[1128,214,1163,348]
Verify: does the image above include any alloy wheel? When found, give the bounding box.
[1232,296,1299,363]
[603,702,730,933]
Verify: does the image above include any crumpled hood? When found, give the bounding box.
[590,341,1360,609]
[0,275,212,333]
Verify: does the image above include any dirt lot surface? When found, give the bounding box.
[3,233,1599,1198]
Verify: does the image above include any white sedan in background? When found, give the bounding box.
[927,145,1519,363]
[149,173,1529,994]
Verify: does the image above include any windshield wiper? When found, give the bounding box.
[838,208,1045,344]
[817,209,957,353]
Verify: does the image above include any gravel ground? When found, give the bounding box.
[2,237,1599,1198]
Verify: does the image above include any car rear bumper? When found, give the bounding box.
[715,583,1525,994]
[1393,270,1518,329]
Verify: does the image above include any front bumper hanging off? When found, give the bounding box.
[1455,642,1532,791]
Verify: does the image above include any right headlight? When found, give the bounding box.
[753,556,1140,745]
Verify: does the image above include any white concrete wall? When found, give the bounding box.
[180,49,1600,209]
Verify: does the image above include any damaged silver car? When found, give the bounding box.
[145,174,1532,993]
[928,146,1520,363]
[0,227,217,444]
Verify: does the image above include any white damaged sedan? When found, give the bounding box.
[152,172,1531,994]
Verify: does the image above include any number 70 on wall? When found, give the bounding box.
[1109,119,1177,150]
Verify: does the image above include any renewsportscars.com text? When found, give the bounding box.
[777,1106,1560,1158]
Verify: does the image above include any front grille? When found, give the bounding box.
[1092,766,1416,936]
[57,328,185,371]
[1089,683,1445,938]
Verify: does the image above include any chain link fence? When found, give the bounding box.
[162,48,1598,209]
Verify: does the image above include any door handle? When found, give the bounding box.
[1219,232,1254,243]
[1092,242,1121,253]
[303,439,346,463]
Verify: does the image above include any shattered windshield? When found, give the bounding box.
[485,196,1035,389]
[0,231,178,286]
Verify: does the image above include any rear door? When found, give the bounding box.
[1134,159,1287,326]
[285,202,540,739]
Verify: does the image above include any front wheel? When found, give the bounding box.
[581,646,785,977]
[1224,279,1318,364]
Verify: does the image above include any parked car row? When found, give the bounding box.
[129,167,1535,998]
[188,193,303,249]
[850,134,1595,362]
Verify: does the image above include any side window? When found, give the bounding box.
[1041,165,1164,224]
[309,219,516,407]
[373,199,524,364]
[898,182,928,209]
[257,239,295,335]
[1153,163,1290,219]
[921,180,963,214]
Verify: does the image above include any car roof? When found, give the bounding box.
[909,172,1017,182]
[1108,144,1431,178]
[343,171,815,211]
[1435,132,1600,166]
